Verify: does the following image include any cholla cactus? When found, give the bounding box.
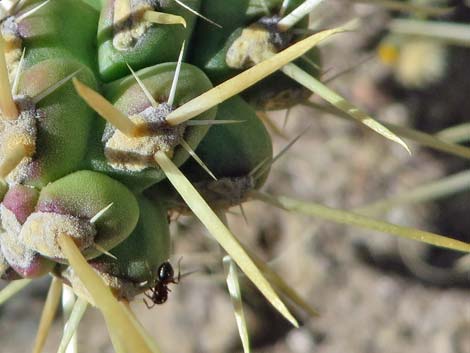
[0,1,468,352]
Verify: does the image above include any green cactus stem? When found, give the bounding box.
[191,0,319,109]
[148,95,273,212]
[1,0,99,77]
[82,62,216,191]
[27,170,139,261]
[1,59,97,188]
[87,196,170,301]
[98,0,200,81]
[191,0,307,82]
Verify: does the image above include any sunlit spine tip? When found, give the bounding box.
[173,0,222,28]
[143,10,187,28]
[277,0,324,32]
[168,41,186,109]
[72,78,139,138]
[15,0,50,23]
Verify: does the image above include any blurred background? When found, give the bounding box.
[1,0,469,352]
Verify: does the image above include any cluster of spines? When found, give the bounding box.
[0,0,326,322]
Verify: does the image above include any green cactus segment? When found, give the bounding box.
[191,0,319,109]
[90,196,170,300]
[190,1,257,83]
[191,0,306,82]
[186,96,272,185]
[86,62,216,191]
[4,59,97,188]
[153,96,272,211]
[31,170,139,261]
[98,0,200,82]
[4,0,99,74]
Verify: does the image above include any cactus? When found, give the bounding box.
[0,1,469,352]
[148,95,273,212]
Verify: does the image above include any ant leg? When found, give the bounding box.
[144,262,155,286]
[144,298,155,309]
[175,256,183,284]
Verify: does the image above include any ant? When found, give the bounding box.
[144,260,181,308]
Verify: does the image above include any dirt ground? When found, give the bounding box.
[1,1,469,353]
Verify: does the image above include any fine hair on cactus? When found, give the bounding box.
[0,0,469,352]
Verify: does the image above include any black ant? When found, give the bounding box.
[144,260,180,308]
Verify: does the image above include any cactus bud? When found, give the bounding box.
[86,62,216,191]
[1,59,97,188]
[25,170,139,261]
[98,0,200,81]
